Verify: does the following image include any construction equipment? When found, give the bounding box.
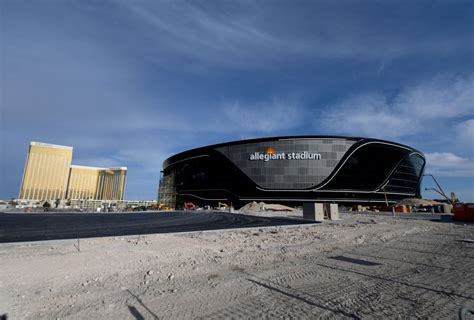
[184,201,197,210]
[158,203,171,211]
[147,203,172,211]
[218,202,229,210]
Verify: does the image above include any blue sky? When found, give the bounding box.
[1,0,473,201]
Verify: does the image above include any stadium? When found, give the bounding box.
[159,136,425,209]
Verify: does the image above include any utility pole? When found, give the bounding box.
[382,187,389,207]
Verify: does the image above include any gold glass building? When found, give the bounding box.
[97,167,127,201]
[19,142,73,200]
[19,142,127,201]
[67,165,127,201]
[67,165,101,200]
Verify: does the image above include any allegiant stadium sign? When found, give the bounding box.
[249,149,322,162]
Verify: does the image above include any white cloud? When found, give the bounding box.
[396,76,474,119]
[105,96,305,135]
[222,97,304,133]
[319,75,474,179]
[456,119,474,150]
[116,148,168,173]
[122,2,473,70]
[124,1,282,70]
[424,152,474,177]
[319,74,474,140]
[320,94,417,139]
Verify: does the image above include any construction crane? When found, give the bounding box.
[424,174,453,204]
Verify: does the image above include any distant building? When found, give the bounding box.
[67,165,127,201]
[19,142,73,200]
[19,142,127,201]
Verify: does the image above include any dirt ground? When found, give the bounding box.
[1,213,473,319]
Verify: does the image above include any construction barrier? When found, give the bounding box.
[453,203,474,222]
[394,205,411,213]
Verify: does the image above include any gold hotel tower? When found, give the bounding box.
[19,142,127,201]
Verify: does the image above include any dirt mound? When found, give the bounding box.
[239,201,264,213]
[239,202,296,213]
[263,203,297,212]
[396,198,445,207]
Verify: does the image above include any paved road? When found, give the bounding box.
[0,211,313,243]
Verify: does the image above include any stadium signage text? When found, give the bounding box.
[249,151,322,162]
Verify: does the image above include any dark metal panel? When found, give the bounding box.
[215,138,355,190]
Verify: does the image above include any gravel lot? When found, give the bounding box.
[0,213,473,319]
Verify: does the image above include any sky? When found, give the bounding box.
[1,0,473,201]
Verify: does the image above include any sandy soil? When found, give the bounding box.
[1,213,473,319]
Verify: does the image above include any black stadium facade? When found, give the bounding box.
[158,136,425,209]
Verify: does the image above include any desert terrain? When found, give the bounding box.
[1,212,473,319]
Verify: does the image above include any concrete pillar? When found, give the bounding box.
[303,203,324,221]
[328,203,339,220]
[442,204,452,214]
